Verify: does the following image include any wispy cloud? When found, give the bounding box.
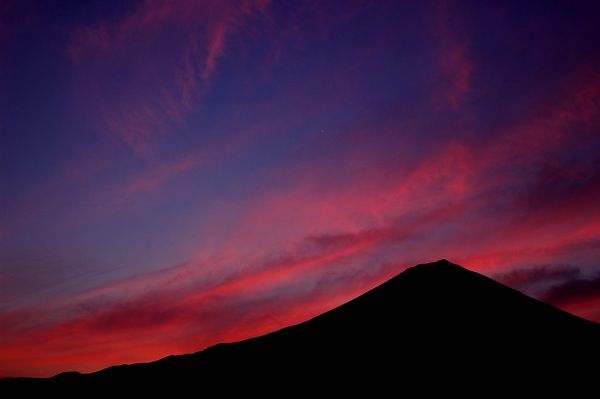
[68,0,269,156]
[432,0,473,110]
[3,0,600,378]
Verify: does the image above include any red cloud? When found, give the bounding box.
[3,0,600,380]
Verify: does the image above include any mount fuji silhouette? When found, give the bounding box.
[3,259,599,391]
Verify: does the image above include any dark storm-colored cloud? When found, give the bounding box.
[494,264,582,291]
[494,263,600,323]
[514,156,600,217]
[541,272,600,308]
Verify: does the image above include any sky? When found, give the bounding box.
[1,0,600,377]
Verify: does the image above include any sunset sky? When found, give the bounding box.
[1,0,600,377]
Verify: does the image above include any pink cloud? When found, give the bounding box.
[68,0,270,157]
[3,2,600,379]
[432,0,473,110]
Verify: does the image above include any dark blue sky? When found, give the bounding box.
[1,0,600,377]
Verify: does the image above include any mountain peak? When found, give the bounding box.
[406,258,467,272]
[370,258,476,294]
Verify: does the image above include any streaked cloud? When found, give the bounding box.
[1,0,600,378]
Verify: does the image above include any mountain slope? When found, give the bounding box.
[3,259,599,390]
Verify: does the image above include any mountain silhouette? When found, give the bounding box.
[3,259,599,392]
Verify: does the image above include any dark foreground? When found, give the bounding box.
[3,259,599,392]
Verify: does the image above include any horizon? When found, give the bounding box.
[1,0,600,377]
[3,258,597,381]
